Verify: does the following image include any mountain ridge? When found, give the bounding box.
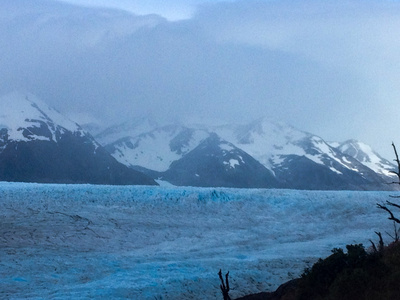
[0,92,157,186]
[97,116,395,190]
[0,92,395,189]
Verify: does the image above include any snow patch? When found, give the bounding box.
[329,167,343,174]
[110,127,209,172]
[224,159,240,168]
[342,156,351,164]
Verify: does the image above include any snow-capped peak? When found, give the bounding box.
[214,117,310,170]
[338,139,395,177]
[106,124,210,172]
[0,92,84,143]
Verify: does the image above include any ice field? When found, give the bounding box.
[0,182,396,299]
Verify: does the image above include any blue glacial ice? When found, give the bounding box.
[0,182,394,299]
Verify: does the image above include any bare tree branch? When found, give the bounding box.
[375,231,384,252]
[387,201,400,209]
[385,221,400,242]
[225,271,230,292]
[388,181,400,185]
[218,269,225,291]
[392,142,400,185]
[369,239,378,253]
[376,143,400,244]
[377,203,400,224]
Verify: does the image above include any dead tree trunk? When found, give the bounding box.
[218,269,231,300]
[377,143,400,242]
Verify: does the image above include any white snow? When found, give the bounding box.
[155,179,176,187]
[339,140,396,177]
[342,156,352,164]
[0,92,84,142]
[0,182,395,299]
[224,159,240,168]
[329,166,343,174]
[113,132,182,171]
[328,141,341,148]
[215,119,310,170]
[305,154,324,165]
[309,136,362,172]
[111,126,209,172]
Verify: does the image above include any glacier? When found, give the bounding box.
[0,182,396,299]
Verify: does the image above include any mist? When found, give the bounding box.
[1,0,400,158]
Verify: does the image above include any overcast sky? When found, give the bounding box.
[1,0,400,158]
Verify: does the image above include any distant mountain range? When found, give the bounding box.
[0,92,396,189]
[97,116,396,190]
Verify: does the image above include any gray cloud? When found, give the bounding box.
[1,0,400,158]
[53,0,214,20]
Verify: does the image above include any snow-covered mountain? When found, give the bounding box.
[2,92,390,190]
[213,118,312,171]
[100,122,278,188]
[161,133,279,188]
[103,124,210,172]
[0,92,156,185]
[98,116,391,190]
[214,118,388,190]
[336,139,396,179]
[0,92,86,144]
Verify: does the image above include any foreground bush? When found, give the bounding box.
[296,242,400,300]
